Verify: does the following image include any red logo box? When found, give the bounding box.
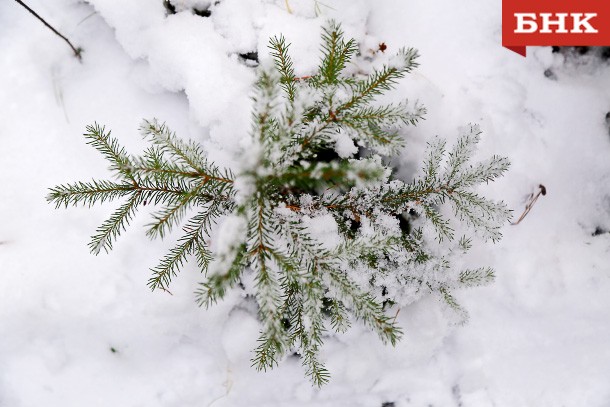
[502,0,610,56]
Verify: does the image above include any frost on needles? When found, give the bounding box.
[48,22,511,385]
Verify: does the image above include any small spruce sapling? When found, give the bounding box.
[48,22,511,385]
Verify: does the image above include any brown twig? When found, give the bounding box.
[159,286,174,296]
[284,0,293,14]
[511,184,546,226]
[392,308,401,324]
[13,0,82,60]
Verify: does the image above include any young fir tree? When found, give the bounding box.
[48,22,510,385]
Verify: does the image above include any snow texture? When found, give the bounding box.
[1,0,610,405]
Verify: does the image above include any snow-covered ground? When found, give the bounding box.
[1,1,610,406]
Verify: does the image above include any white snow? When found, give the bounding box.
[1,0,610,406]
[303,213,342,250]
[208,214,247,276]
[330,129,358,158]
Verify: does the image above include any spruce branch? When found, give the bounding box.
[268,36,297,102]
[140,119,233,182]
[459,267,495,287]
[196,242,247,306]
[338,47,419,113]
[148,208,218,291]
[318,21,358,84]
[322,262,402,345]
[48,180,135,208]
[84,123,136,182]
[89,191,143,254]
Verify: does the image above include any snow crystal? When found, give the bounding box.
[330,128,358,158]
[302,213,341,250]
[372,210,401,237]
[347,155,390,187]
